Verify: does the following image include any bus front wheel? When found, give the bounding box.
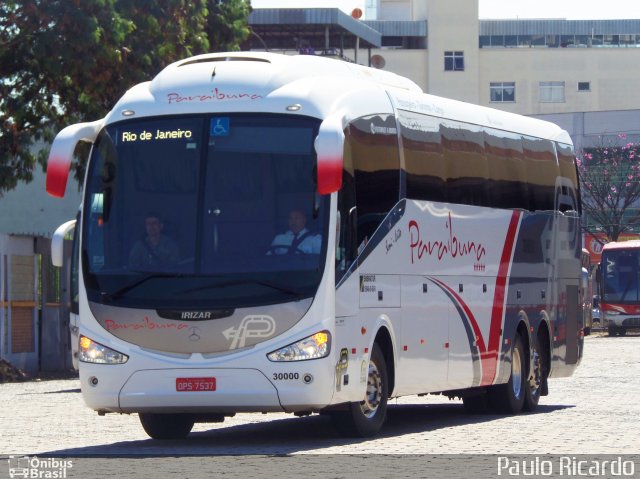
[139,413,194,440]
[330,343,388,437]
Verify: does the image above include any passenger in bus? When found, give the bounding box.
[268,209,321,255]
[129,213,180,269]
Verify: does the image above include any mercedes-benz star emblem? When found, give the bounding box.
[188,327,201,342]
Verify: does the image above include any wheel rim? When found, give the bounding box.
[528,349,541,396]
[512,347,523,398]
[360,358,382,418]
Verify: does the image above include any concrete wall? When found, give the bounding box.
[533,109,640,152]
[425,0,480,104]
[379,0,412,21]
[0,155,82,237]
[479,48,640,116]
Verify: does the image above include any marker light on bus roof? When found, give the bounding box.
[267,331,331,362]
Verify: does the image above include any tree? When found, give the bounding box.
[206,0,252,52]
[577,135,640,242]
[0,0,251,195]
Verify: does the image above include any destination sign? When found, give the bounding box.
[121,128,193,142]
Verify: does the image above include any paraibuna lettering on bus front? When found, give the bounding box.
[167,88,263,104]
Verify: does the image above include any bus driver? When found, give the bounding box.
[129,213,180,269]
[268,209,321,255]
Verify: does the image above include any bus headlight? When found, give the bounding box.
[267,331,331,362]
[79,335,129,364]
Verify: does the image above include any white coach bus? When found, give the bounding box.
[47,52,583,439]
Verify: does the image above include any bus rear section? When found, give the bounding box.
[599,241,640,336]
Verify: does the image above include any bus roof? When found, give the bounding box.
[104,52,571,144]
[105,52,419,124]
[602,240,640,251]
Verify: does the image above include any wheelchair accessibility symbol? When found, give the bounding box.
[210,117,230,136]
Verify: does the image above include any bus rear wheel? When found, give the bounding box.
[490,334,526,414]
[139,413,194,440]
[330,344,388,437]
[523,336,542,412]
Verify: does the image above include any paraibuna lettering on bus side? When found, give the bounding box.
[408,212,487,271]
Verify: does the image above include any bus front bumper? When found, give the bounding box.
[82,368,283,414]
[80,364,337,414]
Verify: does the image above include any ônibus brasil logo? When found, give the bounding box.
[7,456,73,479]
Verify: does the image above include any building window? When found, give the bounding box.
[444,51,464,71]
[578,82,591,92]
[381,36,403,47]
[490,82,516,102]
[479,33,640,49]
[539,81,565,102]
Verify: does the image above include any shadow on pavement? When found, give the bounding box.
[39,402,573,457]
[44,388,82,394]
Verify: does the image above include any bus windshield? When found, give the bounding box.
[82,114,328,309]
[602,249,640,303]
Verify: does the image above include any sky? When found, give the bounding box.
[250,0,640,20]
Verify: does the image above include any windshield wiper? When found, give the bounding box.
[102,272,182,303]
[179,279,306,298]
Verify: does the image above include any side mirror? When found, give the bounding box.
[314,114,345,195]
[51,220,77,267]
[46,120,103,198]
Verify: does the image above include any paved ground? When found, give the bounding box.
[1,333,639,478]
[1,332,638,456]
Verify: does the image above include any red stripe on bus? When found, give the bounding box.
[483,210,522,386]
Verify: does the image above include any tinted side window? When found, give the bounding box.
[400,110,446,202]
[441,120,487,206]
[70,216,80,314]
[349,115,400,246]
[522,136,558,211]
[336,131,357,283]
[556,141,581,214]
[484,128,528,210]
[398,109,564,212]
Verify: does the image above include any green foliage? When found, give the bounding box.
[206,0,252,52]
[578,135,640,242]
[0,0,251,195]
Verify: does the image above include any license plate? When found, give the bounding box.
[176,377,216,392]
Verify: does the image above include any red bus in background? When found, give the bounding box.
[598,240,640,336]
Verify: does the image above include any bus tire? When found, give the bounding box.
[139,413,194,440]
[330,343,388,437]
[523,336,542,412]
[490,334,526,414]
